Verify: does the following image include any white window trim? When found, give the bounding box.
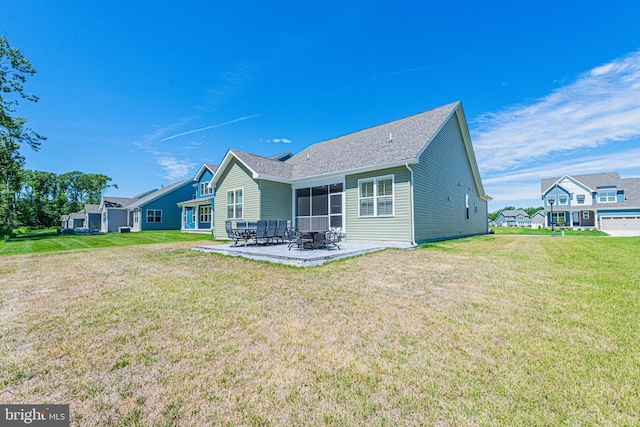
[582,211,589,220]
[547,195,556,205]
[146,209,162,223]
[226,188,244,219]
[358,175,395,218]
[558,195,568,205]
[200,182,213,196]
[598,191,616,203]
[199,205,212,223]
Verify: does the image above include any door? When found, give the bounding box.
[184,207,195,229]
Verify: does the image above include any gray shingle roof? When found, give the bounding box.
[84,203,100,214]
[500,209,529,218]
[285,102,459,179]
[69,211,84,220]
[127,179,191,209]
[226,102,460,181]
[102,197,138,209]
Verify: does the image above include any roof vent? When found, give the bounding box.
[307,153,310,161]
[389,132,393,143]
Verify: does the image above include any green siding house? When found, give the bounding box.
[211,101,491,244]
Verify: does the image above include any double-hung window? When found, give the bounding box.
[147,209,162,223]
[200,182,213,196]
[226,189,243,219]
[199,205,212,223]
[598,191,616,203]
[359,175,393,217]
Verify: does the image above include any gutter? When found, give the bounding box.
[405,162,416,245]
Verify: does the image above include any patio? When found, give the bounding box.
[193,240,417,267]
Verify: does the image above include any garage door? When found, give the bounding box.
[601,216,640,230]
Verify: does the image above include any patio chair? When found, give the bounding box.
[274,220,288,244]
[326,227,342,250]
[288,229,314,250]
[225,220,245,246]
[265,220,278,244]
[253,220,267,245]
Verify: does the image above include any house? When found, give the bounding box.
[530,210,545,228]
[68,211,85,228]
[540,172,640,231]
[210,101,491,244]
[177,164,218,233]
[100,196,141,232]
[494,209,531,227]
[126,179,195,231]
[83,204,101,230]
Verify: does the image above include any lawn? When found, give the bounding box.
[0,229,215,256]
[1,234,639,426]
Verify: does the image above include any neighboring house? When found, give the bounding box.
[210,101,491,244]
[61,214,70,228]
[126,179,195,232]
[100,196,141,233]
[530,210,545,228]
[68,211,85,228]
[83,204,101,230]
[541,172,640,231]
[177,164,218,233]
[494,209,531,227]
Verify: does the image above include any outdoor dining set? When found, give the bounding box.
[225,220,341,250]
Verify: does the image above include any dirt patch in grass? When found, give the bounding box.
[1,236,639,425]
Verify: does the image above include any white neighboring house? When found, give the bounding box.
[494,209,531,227]
[530,210,545,229]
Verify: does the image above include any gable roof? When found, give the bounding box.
[102,196,138,209]
[541,172,622,195]
[69,211,84,220]
[127,179,192,209]
[194,163,219,181]
[84,203,100,214]
[499,209,529,218]
[212,102,489,199]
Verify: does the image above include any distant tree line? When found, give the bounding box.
[1,36,115,235]
[488,206,544,221]
[14,170,116,229]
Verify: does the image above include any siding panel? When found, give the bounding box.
[214,159,260,238]
[345,166,412,242]
[412,114,488,242]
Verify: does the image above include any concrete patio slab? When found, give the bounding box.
[193,240,417,267]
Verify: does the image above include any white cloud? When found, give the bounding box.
[157,156,196,181]
[266,137,291,144]
[472,49,640,174]
[470,49,640,209]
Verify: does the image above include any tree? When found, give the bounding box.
[0,36,46,231]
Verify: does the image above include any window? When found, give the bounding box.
[598,191,616,203]
[199,205,212,223]
[558,195,568,205]
[465,194,470,220]
[474,197,478,213]
[551,212,565,224]
[147,209,162,223]
[200,182,213,196]
[226,189,243,219]
[577,195,585,204]
[547,196,556,205]
[582,211,590,220]
[359,176,393,217]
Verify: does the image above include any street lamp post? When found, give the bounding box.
[549,198,555,237]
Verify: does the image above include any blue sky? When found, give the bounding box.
[3,1,640,211]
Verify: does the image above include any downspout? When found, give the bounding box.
[405,162,416,245]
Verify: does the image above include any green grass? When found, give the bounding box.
[492,226,608,236]
[1,234,639,425]
[0,229,214,256]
